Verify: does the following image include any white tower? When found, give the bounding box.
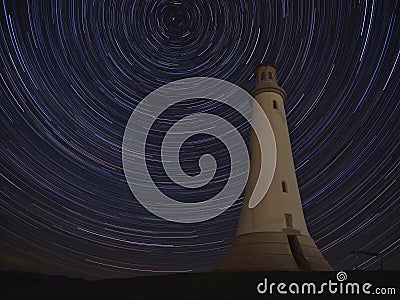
[217,62,332,271]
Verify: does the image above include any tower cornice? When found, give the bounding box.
[251,86,286,101]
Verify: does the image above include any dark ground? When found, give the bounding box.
[1,270,399,299]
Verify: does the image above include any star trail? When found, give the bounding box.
[0,0,399,279]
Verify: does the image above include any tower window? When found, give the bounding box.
[282,180,288,193]
[268,71,273,80]
[273,100,278,109]
[285,213,293,228]
[261,72,265,80]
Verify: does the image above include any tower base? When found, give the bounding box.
[217,232,332,271]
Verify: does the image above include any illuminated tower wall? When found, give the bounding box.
[217,62,332,271]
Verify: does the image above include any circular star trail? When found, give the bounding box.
[0,0,399,279]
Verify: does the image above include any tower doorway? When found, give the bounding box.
[287,235,311,271]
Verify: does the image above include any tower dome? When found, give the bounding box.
[253,61,286,101]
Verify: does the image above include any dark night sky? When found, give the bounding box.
[0,0,399,279]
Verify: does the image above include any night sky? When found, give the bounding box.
[1,0,399,280]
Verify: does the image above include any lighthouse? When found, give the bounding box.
[217,62,332,271]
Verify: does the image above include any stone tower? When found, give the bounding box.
[217,62,332,271]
